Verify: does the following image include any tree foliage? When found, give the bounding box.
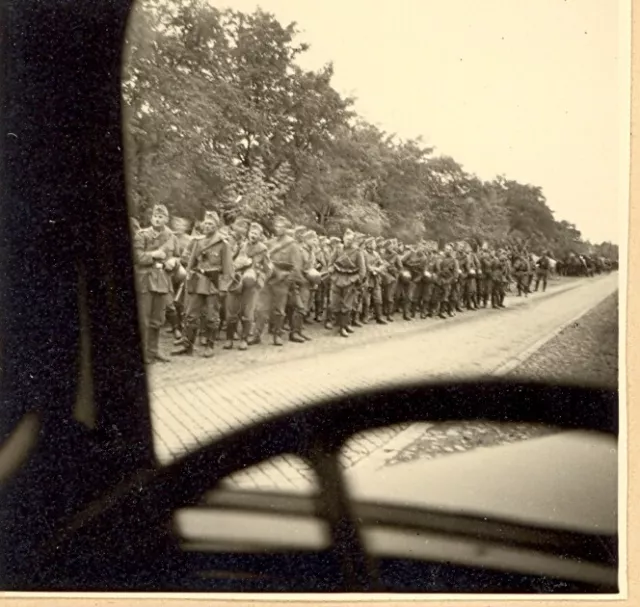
[122,0,612,257]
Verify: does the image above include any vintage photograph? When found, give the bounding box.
[0,0,626,597]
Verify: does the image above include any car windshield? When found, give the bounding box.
[122,0,622,518]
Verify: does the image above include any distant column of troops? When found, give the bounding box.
[132,204,610,364]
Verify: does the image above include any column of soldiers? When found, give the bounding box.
[132,205,561,364]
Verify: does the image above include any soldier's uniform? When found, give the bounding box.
[434,247,459,318]
[323,237,343,329]
[251,217,303,347]
[288,229,316,343]
[313,238,330,322]
[450,244,467,313]
[362,238,387,325]
[512,251,530,297]
[420,250,439,318]
[133,204,179,364]
[173,211,233,358]
[165,227,193,339]
[224,222,271,351]
[535,252,551,292]
[491,251,511,308]
[330,229,367,338]
[478,248,494,307]
[381,240,402,322]
[350,233,367,328]
[462,247,480,310]
[400,245,429,320]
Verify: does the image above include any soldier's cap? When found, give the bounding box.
[329,236,342,245]
[294,225,307,236]
[303,229,317,241]
[364,237,375,247]
[273,215,291,228]
[152,204,169,217]
[203,210,220,224]
[249,222,264,233]
[375,236,385,244]
[343,228,355,237]
[354,232,366,242]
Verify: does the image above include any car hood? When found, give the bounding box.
[344,430,618,535]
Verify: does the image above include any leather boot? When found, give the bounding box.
[248,316,265,345]
[165,307,182,340]
[172,325,196,356]
[203,329,217,358]
[374,303,387,325]
[147,327,170,363]
[339,312,350,338]
[402,301,412,321]
[273,316,284,346]
[238,320,251,351]
[344,312,355,333]
[447,301,455,317]
[437,301,447,319]
[351,311,363,328]
[289,311,306,343]
[361,301,370,324]
[223,321,236,350]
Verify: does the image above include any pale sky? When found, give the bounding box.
[209,0,627,244]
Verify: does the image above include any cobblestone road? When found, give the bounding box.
[148,273,618,491]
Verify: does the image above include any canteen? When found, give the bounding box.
[242,268,258,289]
[174,263,187,283]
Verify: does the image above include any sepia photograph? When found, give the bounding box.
[0,0,629,599]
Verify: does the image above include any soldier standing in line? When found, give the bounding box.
[435,244,459,318]
[313,236,329,322]
[249,216,302,347]
[223,222,271,351]
[172,210,233,358]
[165,217,194,341]
[535,250,552,292]
[350,232,368,329]
[512,248,530,297]
[133,204,180,364]
[465,242,480,310]
[451,242,467,313]
[478,244,494,308]
[329,228,367,338]
[400,241,429,320]
[526,251,537,293]
[361,237,387,325]
[323,236,342,330]
[491,248,511,308]
[420,244,439,318]
[288,228,316,343]
[381,239,402,322]
[285,226,308,337]
[219,217,250,339]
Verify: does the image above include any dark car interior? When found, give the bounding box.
[0,0,619,594]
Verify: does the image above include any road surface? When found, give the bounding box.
[148,272,618,491]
